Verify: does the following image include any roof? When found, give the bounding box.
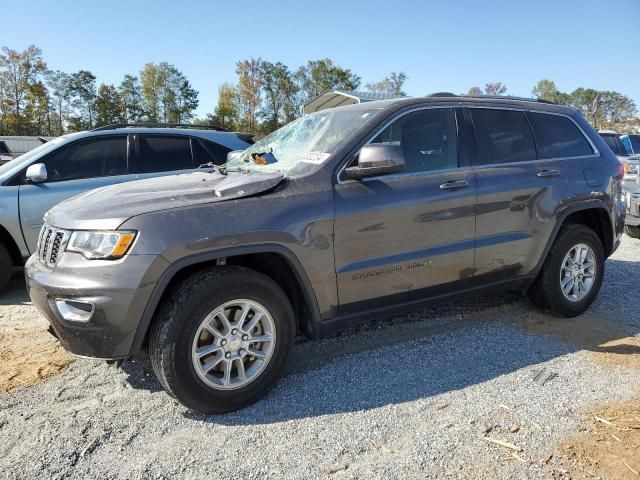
[0,136,53,154]
[303,90,405,114]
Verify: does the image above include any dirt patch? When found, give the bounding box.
[0,328,72,394]
[517,313,640,370]
[551,399,640,479]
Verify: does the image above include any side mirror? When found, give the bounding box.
[344,144,405,180]
[226,150,243,162]
[25,163,48,183]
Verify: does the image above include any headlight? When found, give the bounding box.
[66,230,136,259]
[624,161,638,176]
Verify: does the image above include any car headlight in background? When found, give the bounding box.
[66,230,137,259]
[623,161,638,176]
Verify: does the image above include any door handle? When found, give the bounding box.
[439,180,470,190]
[537,169,560,178]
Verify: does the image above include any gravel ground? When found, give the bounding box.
[1,236,639,479]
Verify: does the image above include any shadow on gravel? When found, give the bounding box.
[0,276,30,306]
[117,258,640,425]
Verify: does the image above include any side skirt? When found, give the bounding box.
[308,275,534,339]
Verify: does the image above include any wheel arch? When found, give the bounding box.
[0,223,25,267]
[534,201,614,278]
[130,245,321,354]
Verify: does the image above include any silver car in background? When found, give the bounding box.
[0,124,251,291]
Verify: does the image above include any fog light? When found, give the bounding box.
[55,299,95,322]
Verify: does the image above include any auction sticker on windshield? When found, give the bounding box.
[300,151,331,164]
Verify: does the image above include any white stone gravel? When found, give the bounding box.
[0,235,639,480]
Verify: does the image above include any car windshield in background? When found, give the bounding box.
[629,135,640,154]
[600,134,624,156]
[226,108,381,175]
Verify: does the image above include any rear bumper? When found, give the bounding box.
[25,252,169,360]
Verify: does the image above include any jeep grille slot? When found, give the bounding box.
[37,225,70,265]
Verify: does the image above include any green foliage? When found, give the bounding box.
[0,43,637,137]
[366,72,408,96]
[95,83,123,127]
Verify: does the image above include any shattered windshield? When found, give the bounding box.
[226,107,381,175]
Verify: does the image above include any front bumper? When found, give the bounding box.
[25,251,169,359]
[623,190,640,226]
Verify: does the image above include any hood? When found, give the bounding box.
[45,170,284,230]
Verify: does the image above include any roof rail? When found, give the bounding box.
[426,92,458,97]
[91,123,230,132]
[461,94,558,105]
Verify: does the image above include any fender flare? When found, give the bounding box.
[129,244,321,354]
[532,200,613,278]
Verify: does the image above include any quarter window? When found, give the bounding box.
[41,136,127,182]
[192,138,232,165]
[371,108,458,173]
[528,112,593,159]
[135,136,193,173]
[470,109,536,164]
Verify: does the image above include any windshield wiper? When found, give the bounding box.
[196,162,246,176]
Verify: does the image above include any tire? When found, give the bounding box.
[149,266,295,414]
[528,224,605,317]
[624,224,640,239]
[0,243,12,293]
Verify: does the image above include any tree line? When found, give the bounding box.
[467,81,638,133]
[1,44,637,137]
[0,45,198,136]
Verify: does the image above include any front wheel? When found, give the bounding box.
[149,266,295,414]
[528,224,605,317]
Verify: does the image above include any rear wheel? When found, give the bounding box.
[149,266,294,414]
[0,243,12,293]
[528,224,604,317]
[624,224,640,239]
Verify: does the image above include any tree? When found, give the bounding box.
[24,80,51,135]
[211,83,239,129]
[236,58,262,132]
[140,63,164,122]
[139,63,198,123]
[95,83,123,127]
[259,61,298,132]
[467,86,483,96]
[597,91,636,127]
[295,58,360,104]
[69,70,97,129]
[0,45,47,134]
[46,70,72,135]
[484,82,507,96]
[119,74,144,123]
[169,75,198,123]
[366,72,407,96]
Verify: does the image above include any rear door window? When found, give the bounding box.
[469,109,536,165]
[134,135,193,173]
[40,136,127,182]
[527,112,593,159]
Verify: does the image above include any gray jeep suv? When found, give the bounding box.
[25,95,625,414]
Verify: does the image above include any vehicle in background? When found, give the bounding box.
[618,134,640,238]
[0,124,251,291]
[598,130,627,157]
[26,95,625,413]
[597,131,639,237]
[0,136,51,165]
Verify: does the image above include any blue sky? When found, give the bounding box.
[3,0,639,117]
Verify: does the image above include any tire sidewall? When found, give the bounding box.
[160,270,294,413]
